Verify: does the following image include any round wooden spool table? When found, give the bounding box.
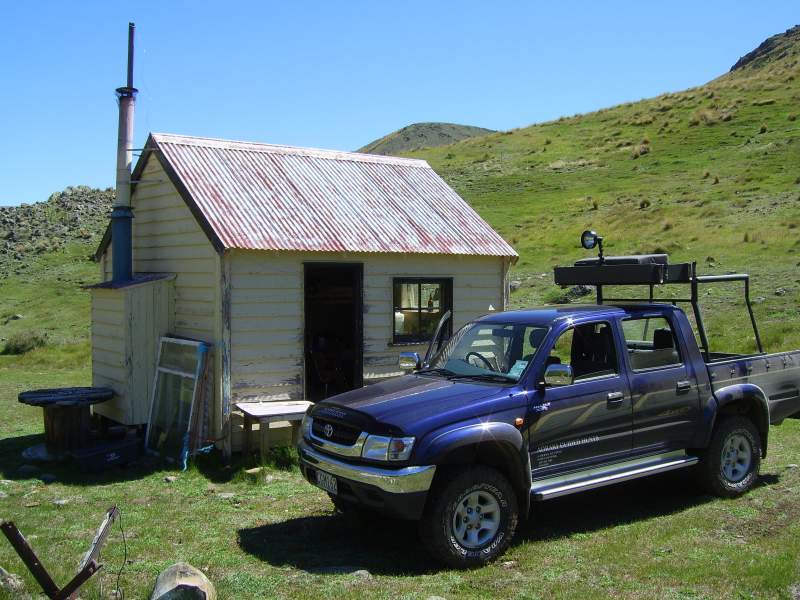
[18,387,114,460]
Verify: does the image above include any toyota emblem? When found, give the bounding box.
[323,423,334,438]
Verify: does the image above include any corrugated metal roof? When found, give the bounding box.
[147,132,517,258]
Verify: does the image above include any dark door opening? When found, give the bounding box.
[304,263,363,402]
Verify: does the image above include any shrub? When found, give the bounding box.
[713,176,719,184]
[703,170,711,179]
[639,199,651,209]
[789,114,798,122]
[759,124,768,134]
[2,331,47,355]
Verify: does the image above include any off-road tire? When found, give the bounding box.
[420,465,518,568]
[697,415,761,498]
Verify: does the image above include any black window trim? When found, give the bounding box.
[392,277,453,344]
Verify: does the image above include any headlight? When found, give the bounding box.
[361,434,415,461]
[301,413,313,440]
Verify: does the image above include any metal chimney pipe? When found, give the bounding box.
[111,22,137,283]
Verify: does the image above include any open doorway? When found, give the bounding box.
[304,263,363,402]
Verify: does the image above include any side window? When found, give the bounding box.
[622,316,682,370]
[548,322,618,381]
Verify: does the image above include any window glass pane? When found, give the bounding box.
[395,283,419,308]
[622,317,682,370]
[420,283,441,309]
[549,322,618,381]
[159,342,198,374]
[147,371,195,459]
[394,309,419,338]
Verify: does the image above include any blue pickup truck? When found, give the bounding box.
[297,238,800,567]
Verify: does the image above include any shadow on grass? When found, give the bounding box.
[238,468,783,574]
[0,432,162,485]
[239,512,434,576]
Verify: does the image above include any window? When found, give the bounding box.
[393,278,452,343]
[622,316,682,370]
[547,322,618,381]
[427,322,547,382]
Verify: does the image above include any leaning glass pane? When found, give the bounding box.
[159,341,199,375]
[146,371,196,461]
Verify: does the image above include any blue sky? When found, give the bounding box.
[1,1,796,205]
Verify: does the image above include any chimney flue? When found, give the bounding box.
[111,22,137,283]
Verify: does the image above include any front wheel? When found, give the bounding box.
[420,466,518,568]
[697,416,761,498]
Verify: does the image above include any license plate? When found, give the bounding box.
[314,470,338,495]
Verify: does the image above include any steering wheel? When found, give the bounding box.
[465,351,494,371]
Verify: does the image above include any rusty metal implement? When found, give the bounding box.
[1,505,119,600]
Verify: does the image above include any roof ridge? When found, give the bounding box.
[150,132,430,167]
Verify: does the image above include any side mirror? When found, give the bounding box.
[399,352,421,371]
[543,363,573,387]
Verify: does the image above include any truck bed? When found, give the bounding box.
[707,350,800,424]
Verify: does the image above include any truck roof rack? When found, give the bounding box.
[554,232,763,358]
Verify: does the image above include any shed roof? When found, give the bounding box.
[97,133,517,260]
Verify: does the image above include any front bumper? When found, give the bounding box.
[297,439,436,520]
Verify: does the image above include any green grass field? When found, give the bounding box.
[1,26,800,600]
[2,359,800,599]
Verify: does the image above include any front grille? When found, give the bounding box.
[312,417,361,446]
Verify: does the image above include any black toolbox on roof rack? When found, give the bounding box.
[554,254,693,287]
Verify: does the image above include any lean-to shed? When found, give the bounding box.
[92,133,518,451]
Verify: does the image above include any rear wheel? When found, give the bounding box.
[697,416,761,497]
[420,466,518,568]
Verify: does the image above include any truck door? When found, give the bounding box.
[621,314,702,451]
[528,320,633,475]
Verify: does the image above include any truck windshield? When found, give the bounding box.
[422,322,548,383]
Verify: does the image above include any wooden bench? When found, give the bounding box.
[236,401,313,461]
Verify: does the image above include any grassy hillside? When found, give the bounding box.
[358,122,495,155]
[407,25,800,354]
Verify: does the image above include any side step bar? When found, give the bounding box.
[531,451,699,501]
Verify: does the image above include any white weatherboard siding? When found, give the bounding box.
[131,156,218,343]
[228,249,506,405]
[91,288,126,404]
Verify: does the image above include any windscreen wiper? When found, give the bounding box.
[416,367,457,377]
[447,373,517,383]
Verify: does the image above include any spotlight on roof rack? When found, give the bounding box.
[581,230,604,262]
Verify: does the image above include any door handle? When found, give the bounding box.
[607,391,625,406]
[676,380,692,392]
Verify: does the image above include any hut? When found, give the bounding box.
[91,132,518,452]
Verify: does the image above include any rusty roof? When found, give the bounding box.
[102,132,517,259]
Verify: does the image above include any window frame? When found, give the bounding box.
[545,320,621,384]
[391,277,453,344]
[621,315,685,373]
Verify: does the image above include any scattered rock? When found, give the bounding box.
[509,280,522,292]
[426,596,448,600]
[501,560,517,569]
[217,492,235,500]
[244,467,264,475]
[53,498,69,506]
[753,296,766,304]
[787,464,798,469]
[0,480,13,485]
[39,473,57,484]
[164,475,178,483]
[23,501,40,508]
[789,582,800,600]
[310,566,370,576]
[0,566,24,595]
[17,464,40,477]
[0,491,8,499]
[150,562,216,600]
[775,287,787,296]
